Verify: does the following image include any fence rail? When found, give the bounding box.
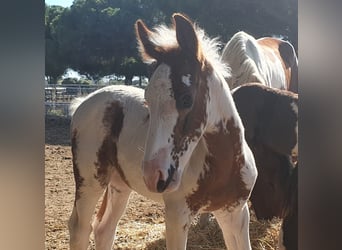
[45,84,106,116]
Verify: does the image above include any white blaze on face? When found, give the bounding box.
[182,74,192,87]
[144,64,178,162]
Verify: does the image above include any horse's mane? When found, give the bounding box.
[221,31,265,88]
[145,23,231,79]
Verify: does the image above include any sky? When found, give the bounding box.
[45,0,73,7]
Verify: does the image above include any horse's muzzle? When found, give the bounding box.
[156,165,176,192]
[142,156,177,193]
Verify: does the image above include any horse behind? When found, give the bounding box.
[278,163,298,250]
[232,83,298,220]
[68,13,257,250]
[221,31,298,93]
[199,82,298,227]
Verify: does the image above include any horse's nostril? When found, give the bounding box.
[157,179,166,193]
[156,165,176,193]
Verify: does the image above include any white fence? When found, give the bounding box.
[45,84,106,117]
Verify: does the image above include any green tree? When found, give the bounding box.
[153,0,297,51]
[45,4,67,84]
[54,0,162,83]
[45,0,297,82]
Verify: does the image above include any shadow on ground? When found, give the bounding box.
[45,114,71,146]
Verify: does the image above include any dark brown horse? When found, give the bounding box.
[278,163,298,250]
[232,83,298,220]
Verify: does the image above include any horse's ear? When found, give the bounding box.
[173,13,201,60]
[135,20,160,62]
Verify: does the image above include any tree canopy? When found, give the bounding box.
[45,0,297,84]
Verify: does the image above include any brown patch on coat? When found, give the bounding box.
[186,119,251,213]
[257,37,298,93]
[94,101,130,188]
[71,128,84,202]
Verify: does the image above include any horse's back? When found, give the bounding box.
[70,85,162,200]
[70,85,147,181]
[257,37,298,93]
[221,31,265,88]
[71,85,145,126]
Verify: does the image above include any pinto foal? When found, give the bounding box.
[68,14,257,250]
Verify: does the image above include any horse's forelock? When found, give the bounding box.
[146,22,229,80]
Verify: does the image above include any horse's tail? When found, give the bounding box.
[69,96,87,117]
[279,41,298,93]
[289,54,298,93]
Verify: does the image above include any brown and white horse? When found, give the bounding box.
[221,31,298,93]
[68,14,257,250]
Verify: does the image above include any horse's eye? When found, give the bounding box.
[179,94,193,109]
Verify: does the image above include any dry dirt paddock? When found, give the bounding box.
[45,114,281,250]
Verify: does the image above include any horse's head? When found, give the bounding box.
[135,14,218,193]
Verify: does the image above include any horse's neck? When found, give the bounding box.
[206,73,244,133]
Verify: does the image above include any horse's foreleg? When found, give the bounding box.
[213,202,252,250]
[164,198,193,250]
[68,184,104,250]
[93,183,131,250]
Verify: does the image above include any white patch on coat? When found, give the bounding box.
[221,31,286,90]
[143,64,178,163]
[205,73,243,132]
[240,141,258,191]
[182,74,192,86]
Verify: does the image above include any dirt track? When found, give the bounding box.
[45,114,281,250]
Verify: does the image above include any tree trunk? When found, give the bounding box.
[124,75,133,85]
[48,76,57,85]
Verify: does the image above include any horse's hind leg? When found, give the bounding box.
[213,202,252,250]
[68,181,104,250]
[93,180,131,250]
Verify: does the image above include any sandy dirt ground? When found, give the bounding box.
[45,114,281,250]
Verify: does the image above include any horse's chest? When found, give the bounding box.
[186,156,249,213]
[184,129,251,213]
